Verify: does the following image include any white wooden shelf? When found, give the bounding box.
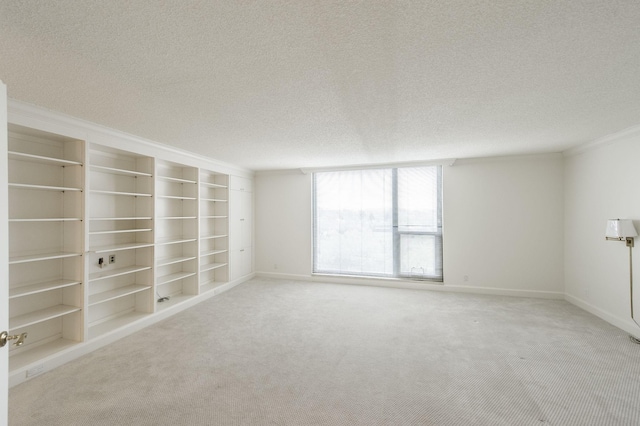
[90,242,154,253]
[201,198,228,202]
[9,279,81,299]
[156,256,197,267]
[91,164,152,177]
[201,215,228,219]
[156,237,197,246]
[8,151,83,167]
[156,216,197,220]
[155,294,194,310]
[91,217,152,221]
[88,284,151,306]
[89,228,152,235]
[9,183,82,192]
[200,182,228,189]
[9,217,82,222]
[9,251,81,265]
[88,265,152,282]
[88,312,150,340]
[157,176,196,184]
[90,189,152,197]
[200,234,227,241]
[200,262,227,273]
[10,338,78,371]
[157,195,197,200]
[10,305,81,330]
[201,249,228,256]
[157,272,196,286]
[200,279,229,293]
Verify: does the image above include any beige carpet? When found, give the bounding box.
[9,277,640,425]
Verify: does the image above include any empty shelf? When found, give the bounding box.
[9,251,81,264]
[90,242,154,253]
[200,234,227,241]
[91,165,152,177]
[89,265,152,282]
[157,272,196,286]
[91,216,152,221]
[9,279,82,299]
[157,176,196,184]
[200,198,228,202]
[156,237,197,246]
[157,195,197,200]
[88,284,151,306]
[200,249,228,257]
[88,311,150,340]
[9,338,79,371]
[89,228,152,235]
[9,151,83,167]
[10,305,81,330]
[10,217,82,222]
[200,279,230,294]
[157,216,197,220]
[156,256,197,267]
[200,262,227,273]
[90,189,152,197]
[9,183,82,192]
[200,182,227,189]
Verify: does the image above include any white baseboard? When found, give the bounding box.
[564,293,640,339]
[255,272,564,300]
[9,275,254,388]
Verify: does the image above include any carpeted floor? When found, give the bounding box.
[9,277,640,425]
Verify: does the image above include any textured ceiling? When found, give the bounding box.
[1,1,640,171]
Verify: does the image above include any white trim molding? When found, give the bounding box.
[256,272,565,300]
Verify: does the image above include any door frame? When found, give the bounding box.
[1,80,10,423]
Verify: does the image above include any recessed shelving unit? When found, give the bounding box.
[4,102,255,389]
[199,170,229,293]
[87,145,154,339]
[154,160,199,310]
[7,124,85,370]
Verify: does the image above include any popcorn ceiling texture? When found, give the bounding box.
[1,1,640,170]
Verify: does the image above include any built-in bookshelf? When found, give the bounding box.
[7,124,85,370]
[199,170,229,292]
[87,146,154,339]
[155,160,198,310]
[4,101,254,388]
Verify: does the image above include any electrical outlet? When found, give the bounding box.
[109,254,116,264]
[27,364,45,378]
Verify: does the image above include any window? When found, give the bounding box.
[313,165,443,281]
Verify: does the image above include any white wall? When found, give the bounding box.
[564,130,640,336]
[444,155,564,295]
[255,154,565,298]
[255,171,313,276]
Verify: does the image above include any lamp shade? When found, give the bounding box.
[606,219,638,238]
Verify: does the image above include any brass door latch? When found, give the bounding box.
[0,331,27,348]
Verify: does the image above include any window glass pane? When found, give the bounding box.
[314,169,393,276]
[400,234,438,277]
[397,167,439,233]
[313,165,442,281]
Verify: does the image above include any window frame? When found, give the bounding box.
[312,165,443,282]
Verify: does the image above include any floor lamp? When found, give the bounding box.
[606,219,640,344]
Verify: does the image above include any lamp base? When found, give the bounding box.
[630,335,640,345]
